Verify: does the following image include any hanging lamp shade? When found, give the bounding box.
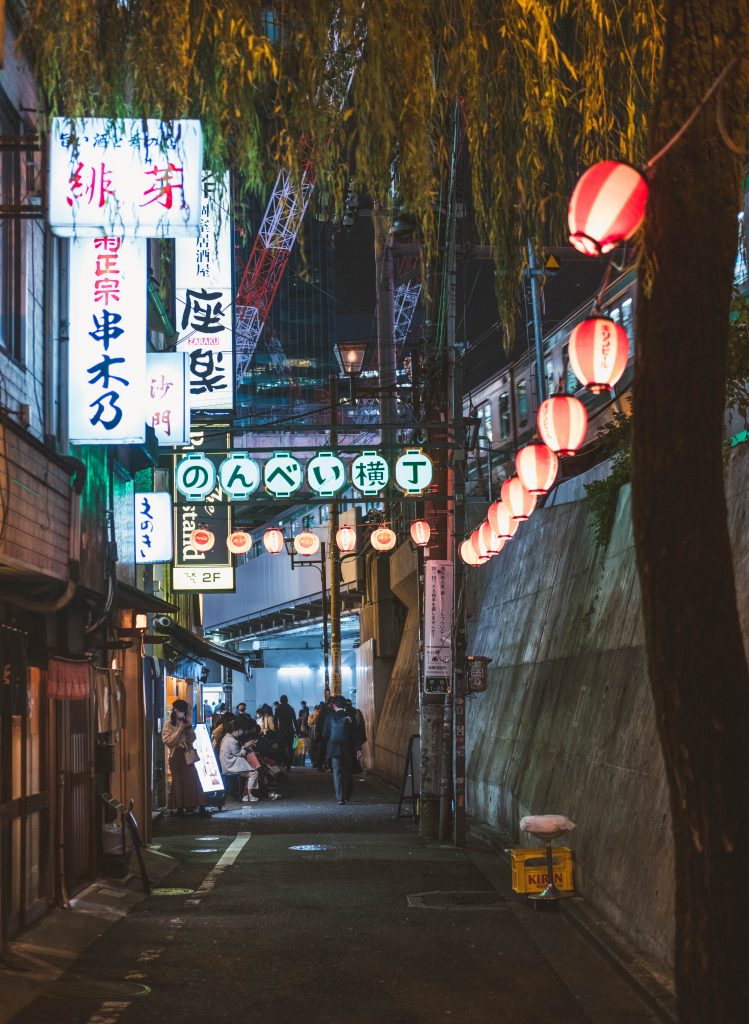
[515,442,559,495]
[568,317,629,394]
[410,519,431,547]
[487,500,518,540]
[460,539,486,566]
[568,161,648,256]
[371,526,397,552]
[537,394,589,456]
[336,524,357,553]
[479,520,504,556]
[294,531,320,557]
[263,528,285,555]
[500,477,536,521]
[190,528,215,552]
[470,527,490,561]
[227,530,253,555]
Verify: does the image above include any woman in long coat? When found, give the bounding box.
[161,699,208,817]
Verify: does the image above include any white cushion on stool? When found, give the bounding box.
[520,814,576,842]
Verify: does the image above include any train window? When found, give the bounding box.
[622,297,634,354]
[477,402,493,443]
[563,344,579,393]
[499,392,511,439]
[545,358,555,396]
[517,378,528,425]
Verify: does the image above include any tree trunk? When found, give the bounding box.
[632,3,749,1020]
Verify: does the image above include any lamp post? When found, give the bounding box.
[334,340,369,401]
[287,539,330,702]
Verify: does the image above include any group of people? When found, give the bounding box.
[163,693,367,814]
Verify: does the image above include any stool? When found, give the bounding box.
[519,814,576,906]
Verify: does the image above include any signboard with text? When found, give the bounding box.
[146,352,190,446]
[172,445,235,593]
[134,492,173,564]
[424,559,454,692]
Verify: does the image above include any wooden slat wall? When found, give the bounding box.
[0,423,73,582]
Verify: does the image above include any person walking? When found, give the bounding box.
[345,699,367,775]
[309,702,329,771]
[296,700,310,765]
[219,720,260,802]
[161,699,208,817]
[274,694,298,770]
[322,695,361,804]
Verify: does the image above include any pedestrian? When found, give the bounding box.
[309,702,329,770]
[203,700,213,724]
[274,694,298,770]
[345,699,367,773]
[161,699,208,818]
[211,712,234,755]
[322,695,361,804]
[236,701,247,716]
[257,704,275,733]
[219,720,260,802]
[296,700,310,765]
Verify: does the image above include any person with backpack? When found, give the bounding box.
[322,695,361,804]
[274,694,298,770]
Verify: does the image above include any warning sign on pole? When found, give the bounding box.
[424,559,454,693]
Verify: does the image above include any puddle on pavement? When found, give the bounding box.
[189,848,218,853]
[406,890,506,910]
[289,844,335,852]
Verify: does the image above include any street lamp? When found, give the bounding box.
[334,340,369,399]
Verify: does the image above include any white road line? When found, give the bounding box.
[84,1001,130,1024]
[186,832,251,906]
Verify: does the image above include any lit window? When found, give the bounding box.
[517,378,528,425]
[0,91,22,363]
[545,358,555,395]
[621,297,634,356]
[563,344,578,393]
[499,392,511,439]
[477,402,493,443]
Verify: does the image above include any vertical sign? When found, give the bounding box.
[424,559,454,693]
[134,492,173,564]
[175,172,234,412]
[69,237,147,444]
[146,352,190,446]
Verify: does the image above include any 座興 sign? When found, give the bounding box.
[49,118,203,238]
[424,559,454,692]
[175,172,234,412]
[69,237,147,444]
[146,352,190,446]
[134,492,173,564]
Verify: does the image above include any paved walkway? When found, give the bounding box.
[4,769,660,1024]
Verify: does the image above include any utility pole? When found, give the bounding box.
[328,373,342,696]
[374,203,397,454]
[320,541,330,702]
[527,239,547,407]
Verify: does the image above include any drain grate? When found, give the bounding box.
[406,890,505,910]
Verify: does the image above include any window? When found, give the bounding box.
[499,391,511,439]
[477,402,493,443]
[516,378,528,425]
[0,91,23,363]
[621,297,634,355]
[545,358,555,396]
[563,344,579,393]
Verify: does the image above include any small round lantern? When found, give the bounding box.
[568,161,648,256]
[568,317,629,394]
[515,442,559,495]
[336,525,357,554]
[410,519,431,547]
[371,526,397,552]
[190,528,215,552]
[479,520,504,556]
[470,527,490,561]
[294,531,320,557]
[460,539,486,566]
[500,477,536,521]
[227,530,252,555]
[263,528,285,555]
[537,394,588,456]
[487,500,518,540]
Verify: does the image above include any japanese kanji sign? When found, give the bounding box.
[145,352,190,446]
[307,451,346,497]
[424,559,454,688]
[172,444,235,594]
[134,492,173,564]
[69,236,147,444]
[175,452,217,501]
[394,448,434,496]
[350,450,390,496]
[218,453,261,500]
[175,171,234,412]
[263,452,303,498]
[49,118,203,237]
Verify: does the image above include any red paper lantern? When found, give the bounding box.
[500,477,536,521]
[470,528,490,561]
[190,528,215,552]
[410,519,431,547]
[479,520,504,556]
[227,530,253,554]
[460,539,486,566]
[371,527,397,552]
[487,500,518,540]
[568,161,648,256]
[263,528,285,555]
[336,525,357,554]
[537,394,589,456]
[568,317,629,394]
[515,442,559,495]
[294,531,320,557]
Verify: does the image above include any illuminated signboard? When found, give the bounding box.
[134,492,173,564]
[350,450,389,496]
[49,117,203,237]
[218,453,261,500]
[172,443,235,594]
[175,452,217,501]
[263,452,303,498]
[394,448,434,496]
[307,451,346,497]
[145,352,190,446]
[193,724,224,793]
[175,172,234,412]
[69,237,147,444]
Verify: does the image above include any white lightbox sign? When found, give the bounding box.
[175,172,234,411]
[146,352,190,446]
[194,724,224,793]
[49,118,203,237]
[134,492,173,564]
[395,447,434,496]
[172,566,235,592]
[69,237,147,444]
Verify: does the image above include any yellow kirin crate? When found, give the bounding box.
[510,847,574,894]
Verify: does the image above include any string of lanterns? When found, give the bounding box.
[462,157,646,567]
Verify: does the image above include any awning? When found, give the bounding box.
[115,580,178,614]
[165,622,245,672]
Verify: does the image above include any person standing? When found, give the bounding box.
[322,695,361,804]
[296,700,310,765]
[274,694,298,770]
[161,699,208,818]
